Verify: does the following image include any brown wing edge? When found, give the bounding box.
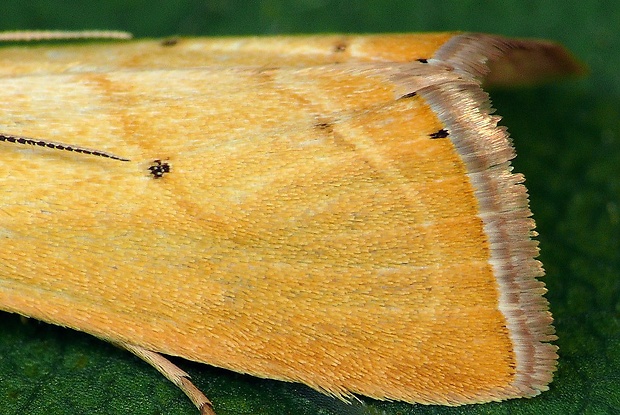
[435,33,587,87]
[407,33,581,402]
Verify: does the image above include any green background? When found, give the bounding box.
[0,1,618,414]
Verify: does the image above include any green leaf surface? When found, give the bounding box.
[1,1,618,414]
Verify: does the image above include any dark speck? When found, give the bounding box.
[315,121,335,135]
[149,160,171,178]
[333,42,347,53]
[399,91,417,99]
[161,38,179,47]
[429,129,449,139]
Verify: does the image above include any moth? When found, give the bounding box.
[0,31,582,414]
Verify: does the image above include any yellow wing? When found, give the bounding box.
[0,33,581,405]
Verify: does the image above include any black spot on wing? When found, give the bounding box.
[148,160,171,179]
[429,129,449,139]
[398,91,417,99]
